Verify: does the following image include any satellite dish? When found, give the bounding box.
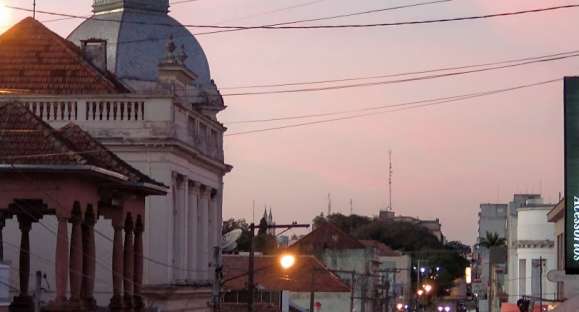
[222,229,243,253]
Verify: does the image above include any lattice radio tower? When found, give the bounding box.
[388,150,393,211]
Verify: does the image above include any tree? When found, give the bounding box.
[446,241,472,256]
[478,232,506,248]
[479,231,506,312]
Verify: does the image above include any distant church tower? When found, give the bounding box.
[92,0,169,13]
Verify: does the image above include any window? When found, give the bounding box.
[200,123,208,145]
[187,117,197,138]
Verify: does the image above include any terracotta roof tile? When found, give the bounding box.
[58,123,166,187]
[0,18,129,94]
[0,103,165,189]
[223,255,350,292]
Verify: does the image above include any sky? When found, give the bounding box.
[0,0,576,245]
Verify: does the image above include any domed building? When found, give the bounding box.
[68,0,213,91]
[0,1,231,311]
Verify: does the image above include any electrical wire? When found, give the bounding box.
[6,3,579,32]
[220,53,579,97]
[221,49,579,90]
[223,78,560,137]
[216,0,328,24]
[193,0,451,36]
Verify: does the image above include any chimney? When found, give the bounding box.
[81,39,108,72]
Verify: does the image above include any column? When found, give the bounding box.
[207,190,216,280]
[187,182,199,282]
[9,214,34,311]
[124,216,134,308]
[55,216,69,303]
[133,216,144,312]
[0,213,5,262]
[199,187,210,282]
[110,223,124,311]
[172,174,186,283]
[69,208,83,305]
[82,207,97,310]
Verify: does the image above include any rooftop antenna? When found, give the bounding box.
[388,149,393,211]
[32,0,36,19]
[327,193,332,216]
[350,199,353,216]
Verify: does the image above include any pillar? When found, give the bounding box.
[0,212,5,262]
[133,216,144,312]
[69,207,83,306]
[199,186,210,282]
[172,174,187,283]
[82,206,97,310]
[9,215,34,312]
[55,216,69,303]
[124,216,134,308]
[110,222,124,311]
[207,190,216,280]
[187,182,199,282]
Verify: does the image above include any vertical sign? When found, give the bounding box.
[565,77,579,274]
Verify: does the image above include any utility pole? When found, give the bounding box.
[33,271,41,312]
[213,246,222,312]
[350,271,356,312]
[539,256,543,311]
[248,223,255,312]
[309,269,315,312]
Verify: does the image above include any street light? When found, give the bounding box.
[423,284,432,293]
[396,303,404,311]
[417,289,424,296]
[280,254,296,270]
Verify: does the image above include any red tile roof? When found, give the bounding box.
[0,17,129,95]
[359,240,402,257]
[223,255,350,293]
[288,222,365,254]
[0,102,164,189]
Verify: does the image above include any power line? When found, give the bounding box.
[7,3,579,32]
[220,53,579,97]
[216,0,328,24]
[221,49,579,90]
[223,78,560,137]
[193,0,451,36]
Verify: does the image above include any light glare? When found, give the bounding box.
[280,254,296,269]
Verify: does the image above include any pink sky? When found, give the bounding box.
[2,0,577,244]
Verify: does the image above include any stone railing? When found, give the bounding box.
[21,99,146,122]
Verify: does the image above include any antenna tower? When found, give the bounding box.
[327,193,332,216]
[388,150,393,211]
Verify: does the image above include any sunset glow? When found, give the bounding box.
[0,2,10,33]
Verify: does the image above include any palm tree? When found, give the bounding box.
[479,232,506,248]
[478,232,506,312]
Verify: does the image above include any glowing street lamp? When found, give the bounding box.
[423,284,432,293]
[396,303,404,311]
[417,289,424,296]
[280,254,296,270]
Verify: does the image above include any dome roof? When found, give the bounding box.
[67,4,211,90]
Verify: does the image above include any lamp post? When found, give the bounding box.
[247,222,309,312]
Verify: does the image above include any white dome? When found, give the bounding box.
[68,4,211,90]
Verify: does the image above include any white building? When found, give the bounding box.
[507,196,556,303]
[547,199,579,301]
[473,203,507,310]
[0,1,231,309]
